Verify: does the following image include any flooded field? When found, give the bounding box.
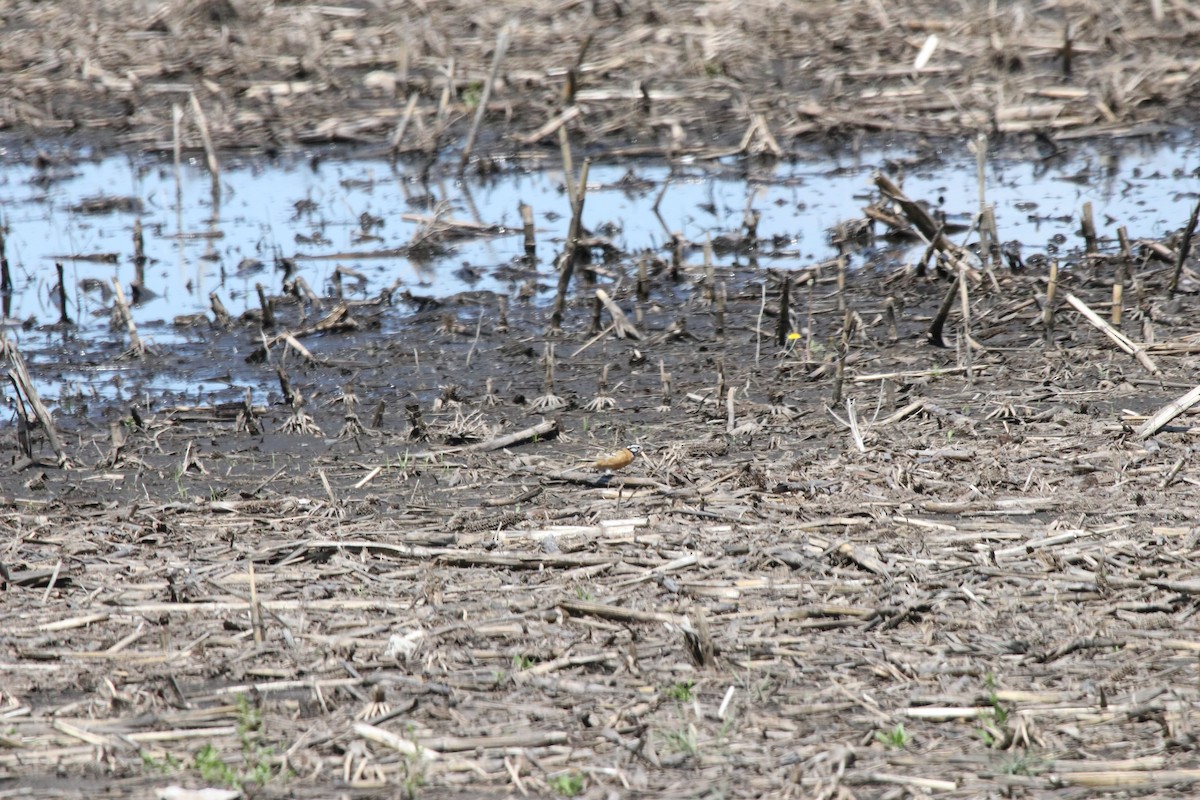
[5,136,1200,407]
[6,1,1200,799]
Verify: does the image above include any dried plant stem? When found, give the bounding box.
[1113,226,1131,326]
[56,262,73,326]
[459,21,515,173]
[1065,292,1160,375]
[832,310,850,405]
[112,277,144,357]
[1043,259,1058,344]
[464,314,485,369]
[982,205,1000,271]
[703,237,715,303]
[659,359,672,408]
[210,292,233,328]
[453,419,559,453]
[1160,456,1186,489]
[776,273,790,347]
[716,281,726,338]
[256,283,275,330]
[435,57,455,139]
[188,92,220,203]
[248,561,264,644]
[4,338,68,467]
[836,255,847,314]
[973,133,1002,271]
[1080,201,1097,254]
[589,294,603,334]
[1168,198,1200,296]
[519,202,536,262]
[555,34,591,214]
[132,218,146,297]
[843,398,866,452]
[928,275,959,347]
[172,103,184,210]
[1138,384,1200,439]
[0,220,10,296]
[390,92,421,152]
[875,173,961,256]
[595,289,641,339]
[958,264,973,376]
[974,132,988,216]
[755,281,766,366]
[548,159,590,333]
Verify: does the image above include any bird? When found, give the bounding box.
[588,444,643,473]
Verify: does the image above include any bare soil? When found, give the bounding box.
[4,2,1200,800]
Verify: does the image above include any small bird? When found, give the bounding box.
[589,444,643,473]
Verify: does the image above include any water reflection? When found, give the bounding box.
[0,137,1195,349]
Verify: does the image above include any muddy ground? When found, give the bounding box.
[4,1,1200,799]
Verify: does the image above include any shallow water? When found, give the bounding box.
[2,137,1198,404]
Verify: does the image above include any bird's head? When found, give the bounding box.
[626,444,643,456]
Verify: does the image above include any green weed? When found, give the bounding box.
[462,81,483,108]
[875,723,911,749]
[999,752,1046,776]
[664,680,695,703]
[188,695,283,789]
[977,677,1012,749]
[550,771,586,796]
[141,751,182,774]
[193,743,237,786]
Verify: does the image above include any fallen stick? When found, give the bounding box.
[594,288,641,339]
[1137,384,1200,439]
[459,419,560,452]
[853,366,979,382]
[249,305,359,362]
[515,106,581,145]
[559,599,681,625]
[281,333,325,365]
[354,722,439,761]
[876,399,926,426]
[1060,770,1200,791]
[874,173,963,256]
[1064,293,1159,375]
[4,339,69,467]
[417,730,568,753]
[570,324,615,357]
